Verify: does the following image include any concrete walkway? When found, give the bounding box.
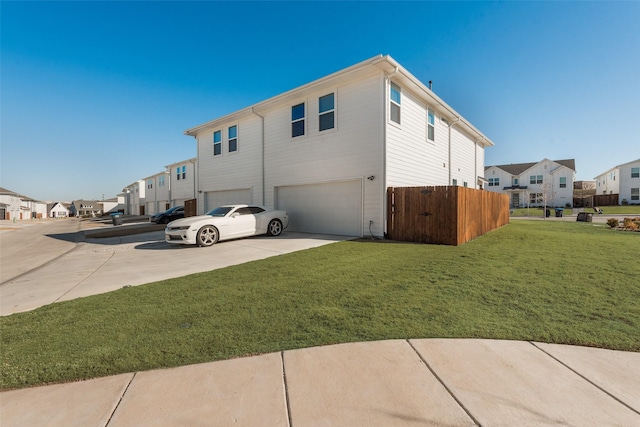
[2,339,639,426]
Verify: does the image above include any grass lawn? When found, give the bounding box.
[1,221,639,390]
[510,205,640,217]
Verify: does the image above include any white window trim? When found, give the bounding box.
[318,92,337,133]
[389,81,401,127]
[213,130,222,157]
[291,102,306,139]
[228,124,239,154]
[427,107,435,143]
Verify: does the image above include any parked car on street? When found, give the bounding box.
[150,206,185,224]
[165,204,288,247]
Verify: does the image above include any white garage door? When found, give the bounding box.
[275,180,362,236]
[205,189,252,211]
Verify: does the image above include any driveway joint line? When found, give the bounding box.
[52,251,116,304]
[280,351,293,427]
[105,372,136,426]
[529,341,640,416]
[406,339,481,426]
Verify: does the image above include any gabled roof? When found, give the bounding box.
[184,55,494,148]
[486,159,575,175]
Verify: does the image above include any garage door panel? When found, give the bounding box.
[205,189,252,212]
[276,180,362,236]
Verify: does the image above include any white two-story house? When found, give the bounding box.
[184,55,494,237]
[122,180,145,215]
[166,158,197,207]
[484,159,576,208]
[143,171,171,215]
[594,159,640,204]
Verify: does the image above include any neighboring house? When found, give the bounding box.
[122,180,146,215]
[573,180,596,208]
[0,187,23,220]
[183,55,494,237]
[594,159,640,204]
[143,171,171,215]
[102,194,126,214]
[0,187,48,219]
[72,200,103,217]
[484,159,576,208]
[48,202,70,218]
[166,158,196,207]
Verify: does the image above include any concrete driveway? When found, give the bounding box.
[0,219,349,316]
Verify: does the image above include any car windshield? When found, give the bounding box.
[166,206,182,213]
[206,206,234,217]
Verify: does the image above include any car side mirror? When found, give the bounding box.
[231,212,239,218]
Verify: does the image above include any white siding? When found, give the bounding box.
[170,161,196,207]
[197,116,263,213]
[618,160,640,204]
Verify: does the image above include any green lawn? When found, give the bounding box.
[1,221,639,390]
[510,205,640,217]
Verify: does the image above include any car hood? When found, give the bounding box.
[167,215,218,227]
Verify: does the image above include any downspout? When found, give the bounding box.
[383,66,398,237]
[447,117,461,184]
[251,107,265,206]
[194,137,199,213]
[475,137,485,189]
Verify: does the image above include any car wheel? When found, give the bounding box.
[197,225,219,247]
[267,219,283,236]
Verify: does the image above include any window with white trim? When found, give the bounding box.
[159,175,165,186]
[228,126,238,152]
[147,179,153,189]
[213,130,222,156]
[390,82,401,124]
[176,167,180,180]
[559,177,567,188]
[632,167,640,178]
[319,93,335,131]
[631,188,639,201]
[181,166,186,180]
[291,103,305,137]
[488,177,499,186]
[530,175,543,184]
[530,193,543,203]
[427,108,435,141]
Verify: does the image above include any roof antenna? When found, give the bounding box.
[429,80,433,90]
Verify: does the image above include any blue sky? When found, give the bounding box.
[2,1,639,202]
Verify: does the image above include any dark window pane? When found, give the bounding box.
[428,125,434,141]
[319,93,334,113]
[292,103,305,121]
[319,112,334,131]
[229,139,237,152]
[292,120,305,137]
[214,143,221,156]
[390,104,400,124]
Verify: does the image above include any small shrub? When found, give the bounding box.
[607,218,619,228]
[621,199,629,206]
[623,218,638,231]
[565,203,571,208]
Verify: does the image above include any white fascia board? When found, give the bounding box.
[164,157,197,169]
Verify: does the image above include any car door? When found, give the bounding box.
[227,207,257,238]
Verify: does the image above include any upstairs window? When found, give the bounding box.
[632,167,640,178]
[228,126,238,152]
[213,130,222,156]
[427,108,435,141]
[176,167,180,181]
[147,180,153,189]
[159,175,165,186]
[530,175,543,184]
[488,177,499,187]
[390,82,401,124]
[559,177,567,188]
[291,103,305,137]
[319,93,335,131]
[513,178,519,186]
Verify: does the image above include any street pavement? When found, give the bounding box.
[1,217,639,426]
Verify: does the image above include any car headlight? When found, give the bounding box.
[169,226,191,231]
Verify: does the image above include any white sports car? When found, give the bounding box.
[165,204,289,247]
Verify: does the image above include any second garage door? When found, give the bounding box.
[275,180,362,236]
[205,189,252,212]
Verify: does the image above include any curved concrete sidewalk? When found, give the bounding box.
[2,339,639,426]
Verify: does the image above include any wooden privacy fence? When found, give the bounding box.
[185,199,198,217]
[387,186,510,245]
[593,194,619,207]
